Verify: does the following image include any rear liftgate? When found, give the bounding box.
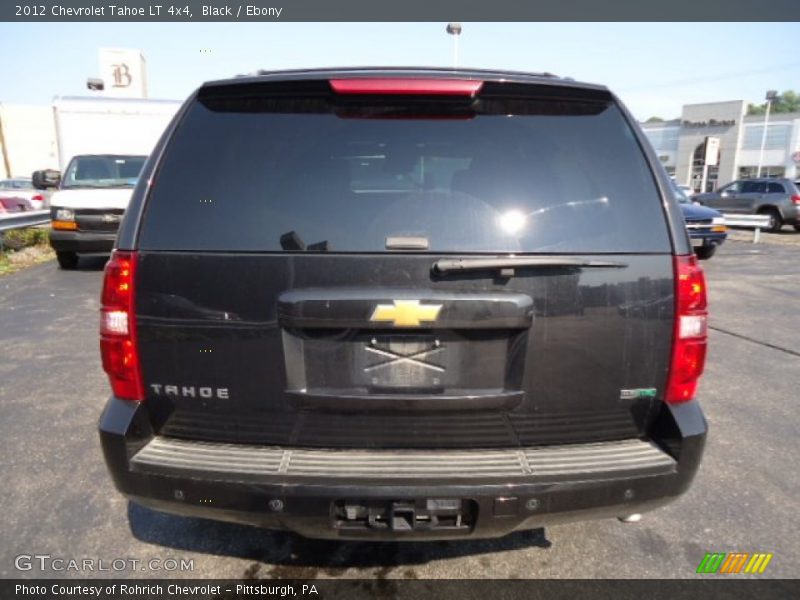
[129,74,681,536]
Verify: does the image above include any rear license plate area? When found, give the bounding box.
[283,328,523,400]
[356,335,453,391]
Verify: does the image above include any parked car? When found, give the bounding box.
[99,68,708,541]
[0,195,34,213]
[693,178,800,233]
[674,185,727,260]
[0,178,47,210]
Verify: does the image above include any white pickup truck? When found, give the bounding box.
[32,97,180,269]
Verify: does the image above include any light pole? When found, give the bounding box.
[446,22,462,69]
[756,90,778,178]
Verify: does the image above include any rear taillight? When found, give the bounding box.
[32,194,44,202]
[791,194,800,205]
[100,251,144,401]
[666,255,708,404]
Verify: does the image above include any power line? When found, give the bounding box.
[618,62,800,93]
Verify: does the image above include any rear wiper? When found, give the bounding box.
[432,256,627,276]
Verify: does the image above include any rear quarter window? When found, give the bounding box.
[742,181,766,194]
[138,87,671,254]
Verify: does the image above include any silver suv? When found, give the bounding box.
[694,178,800,233]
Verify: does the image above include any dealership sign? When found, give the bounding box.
[682,119,735,128]
[704,137,720,167]
[98,48,147,98]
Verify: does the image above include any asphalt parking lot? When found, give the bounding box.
[1,237,798,580]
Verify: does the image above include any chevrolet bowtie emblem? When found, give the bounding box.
[369,300,443,327]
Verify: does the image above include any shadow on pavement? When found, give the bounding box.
[127,502,552,577]
[74,255,109,271]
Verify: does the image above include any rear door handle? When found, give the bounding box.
[278,289,534,330]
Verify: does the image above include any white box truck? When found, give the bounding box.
[33,96,181,269]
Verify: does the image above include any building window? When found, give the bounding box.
[738,166,785,179]
[643,128,680,153]
[741,123,792,150]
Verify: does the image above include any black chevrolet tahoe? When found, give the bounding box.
[99,68,708,540]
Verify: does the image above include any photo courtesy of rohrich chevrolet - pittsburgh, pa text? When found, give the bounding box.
[0,1,798,599]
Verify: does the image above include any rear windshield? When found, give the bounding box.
[138,88,670,253]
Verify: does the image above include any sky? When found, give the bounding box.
[1,22,799,119]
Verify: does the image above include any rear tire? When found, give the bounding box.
[758,208,783,233]
[794,225,800,232]
[56,251,79,270]
[695,245,716,260]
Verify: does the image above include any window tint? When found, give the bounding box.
[138,92,670,253]
[741,181,766,193]
[766,182,785,194]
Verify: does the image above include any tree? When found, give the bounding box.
[747,90,800,115]
[645,116,665,123]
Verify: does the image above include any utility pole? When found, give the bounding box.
[0,106,11,178]
[446,22,462,69]
[756,90,778,178]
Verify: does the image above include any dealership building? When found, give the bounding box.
[640,100,800,193]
